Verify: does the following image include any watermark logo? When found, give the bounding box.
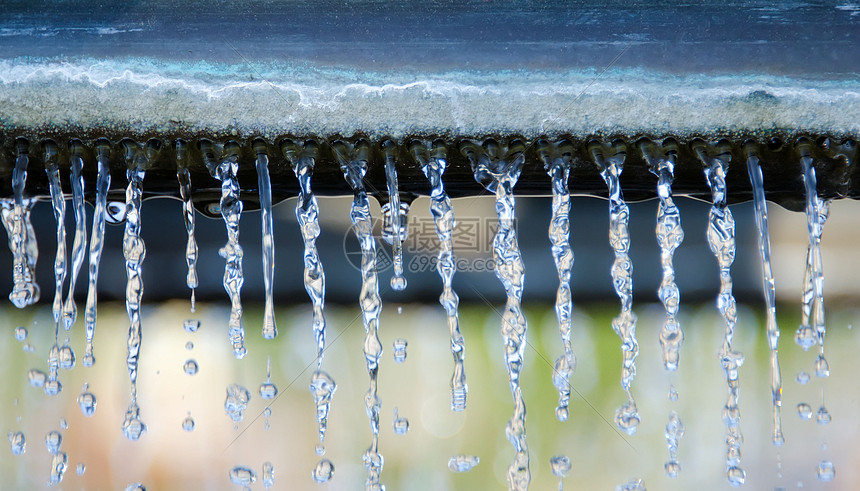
[341,216,511,274]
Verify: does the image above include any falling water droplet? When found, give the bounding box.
[229,466,256,487]
[58,345,75,370]
[77,386,97,417]
[59,418,67,430]
[550,455,571,477]
[183,359,198,376]
[182,413,195,432]
[814,356,830,378]
[664,411,685,478]
[726,467,746,487]
[797,403,813,420]
[262,461,275,489]
[392,338,407,363]
[122,404,147,441]
[49,451,68,485]
[45,431,61,455]
[259,382,278,399]
[183,319,200,333]
[816,406,831,425]
[254,145,278,339]
[76,463,85,476]
[392,407,409,435]
[313,459,335,483]
[28,369,46,388]
[315,444,325,456]
[412,141,468,413]
[816,460,835,481]
[225,384,251,423]
[14,326,27,341]
[668,385,679,401]
[185,341,193,350]
[796,371,810,385]
[22,343,35,353]
[448,455,480,473]
[616,478,646,491]
[123,483,145,491]
[9,431,25,455]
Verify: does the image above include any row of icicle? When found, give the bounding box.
[2,137,837,489]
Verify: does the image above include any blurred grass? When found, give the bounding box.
[2,300,859,489]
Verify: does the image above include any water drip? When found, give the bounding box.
[411,139,468,412]
[590,139,641,436]
[537,139,575,423]
[332,138,385,491]
[695,139,745,486]
[254,140,277,339]
[175,140,199,312]
[463,137,530,490]
[83,140,112,367]
[744,143,784,447]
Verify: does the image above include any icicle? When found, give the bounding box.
[590,140,640,436]
[175,140,199,312]
[254,140,277,339]
[282,139,338,466]
[201,141,246,359]
[83,140,112,367]
[332,139,384,491]
[7,139,39,308]
[411,139,468,412]
[63,143,87,329]
[381,141,407,291]
[695,141,745,487]
[536,139,575,423]
[43,142,68,345]
[120,139,154,441]
[463,138,530,491]
[641,139,685,475]
[744,144,784,446]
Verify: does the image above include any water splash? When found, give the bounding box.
[537,140,576,423]
[43,143,68,379]
[254,141,277,338]
[591,141,640,436]
[745,148,784,446]
[464,138,530,490]
[202,141,246,359]
[382,140,407,291]
[412,139,467,412]
[283,140,339,467]
[120,140,150,441]
[63,145,87,329]
[83,141,112,367]
[175,141,199,312]
[696,142,745,486]
[333,139,385,491]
